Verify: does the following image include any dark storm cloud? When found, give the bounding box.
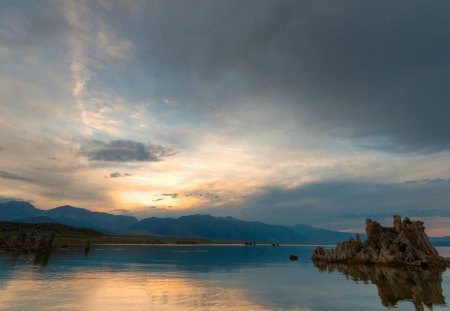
[0,0,69,48]
[102,0,450,152]
[82,140,177,162]
[229,179,450,227]
[0,170,35,183]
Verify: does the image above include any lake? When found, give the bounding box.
[0,245,449,310]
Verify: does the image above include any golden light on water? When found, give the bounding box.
[0,271,273,311]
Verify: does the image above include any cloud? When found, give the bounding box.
[212,179,450,229]
[107,172,132,178]
[403,178,450,185]
[163,97,177,107]
[2,0,450,233]
[0,170,35,183]
[90,0,450,153]
[0,0,69,49]
[91,177,450,233]
[82,140,177,162]
[63,1,136,136]
[185,192,221,201]
[162,193,179,199]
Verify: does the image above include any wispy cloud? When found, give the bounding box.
[163,97,177,107]
[0,170,35,183]
[185,192,221,201]
[162,193,179,199]
[64,1,135,136]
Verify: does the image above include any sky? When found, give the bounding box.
[1,0,450,235]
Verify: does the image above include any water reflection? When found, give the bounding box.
[0,272,271,311]
[314,262,447,311]
[0,246,448,310]
[33,252,51,267]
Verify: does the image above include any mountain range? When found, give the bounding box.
[1,201,448,245]
[0,201,137,234]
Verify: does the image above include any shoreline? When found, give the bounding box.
[52,235,337,248]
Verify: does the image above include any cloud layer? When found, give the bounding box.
[1,0,450,233]
[106,0,450,152]
[0,171,34,183]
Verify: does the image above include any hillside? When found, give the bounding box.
[429,236,450,247]
[0,221,103,237]
[43,205,138,233]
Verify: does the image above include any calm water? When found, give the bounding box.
[0,245,449,311]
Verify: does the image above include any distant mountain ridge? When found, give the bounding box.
[44,205,138,234]
[0,201,448,245]
[129,215,305,242]
[0,201,42,220]
[0,201,138,234]
[128,214,361,244]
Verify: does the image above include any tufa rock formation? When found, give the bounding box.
[312,215,450,268]
[0,229,53,253]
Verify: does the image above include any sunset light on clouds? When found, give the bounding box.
[1,0,450,234]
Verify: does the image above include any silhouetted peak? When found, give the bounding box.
[180,214,214,219]
[0,200,36,209]
[52,205,88,212]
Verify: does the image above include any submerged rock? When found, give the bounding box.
[312,215,449,267]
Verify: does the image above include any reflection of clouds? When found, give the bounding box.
[0,272,272,311]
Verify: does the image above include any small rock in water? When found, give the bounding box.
[84,241,91,253]
[289,255,298,261]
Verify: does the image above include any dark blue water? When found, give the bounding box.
[0,245,448,310]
